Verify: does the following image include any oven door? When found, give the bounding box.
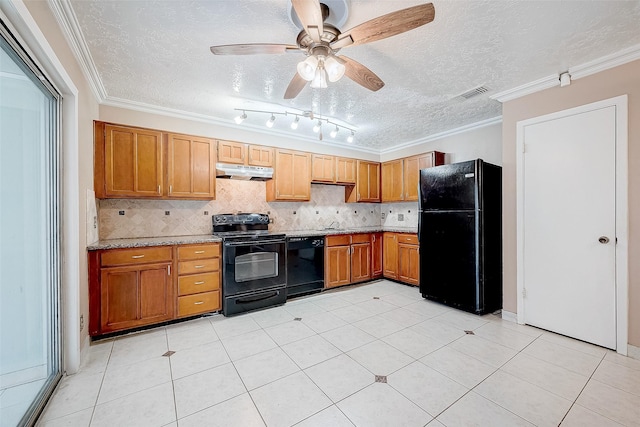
[223,238,286,296]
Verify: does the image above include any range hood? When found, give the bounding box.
[215,163,273,181]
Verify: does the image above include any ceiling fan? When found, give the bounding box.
[210,0,435,99]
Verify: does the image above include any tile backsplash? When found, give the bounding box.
[99,180,383,239]
[381,202,419,229]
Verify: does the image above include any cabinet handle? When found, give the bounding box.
[194,281,205,285]
[194,250,205,254]
[194,265,204,269]
[168,265,171,275]
[194,301,204,305]
[131,255,145,259]
[373,235,376,242]
[169,185,172,193]
[158,185,161,193]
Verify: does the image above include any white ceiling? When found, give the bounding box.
[65,0,640,151]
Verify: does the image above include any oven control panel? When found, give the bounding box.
[287,237,325,247]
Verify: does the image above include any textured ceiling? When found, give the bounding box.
[67,0,640,151]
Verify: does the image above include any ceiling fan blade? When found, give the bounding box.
[332,3,435,48]
[291,0,324,43]
[340,55,385,92]
[284,73,307,99]
[210,44,298,55]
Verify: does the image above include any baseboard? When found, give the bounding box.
[501,310,517,323]
[627,343,640,360]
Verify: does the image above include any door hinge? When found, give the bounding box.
[522,288,527,298]
[522,144,527,154]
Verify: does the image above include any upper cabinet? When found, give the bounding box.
[311,154,336,183]
[94,121,216,200]
[217,139,274,167]
[167,133,216,199]
[381,151,445,202]
[335,157,356,184]
[346,160,381,203]
[96,122,163,199]
[266,149,311,201]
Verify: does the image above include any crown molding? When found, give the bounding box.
[569,43,640,80]
[378,116,503,155]
[48,0,106,102]
[491,43,640,103]
[490,75,559,103]
[101,96,381,155]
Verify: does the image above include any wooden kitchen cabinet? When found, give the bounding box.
[247,145,274,167]
[311,154,336,183]
[217,140,245,164]
[96,122,164,198]
[89,246,174,335]
[383,232,398,279]
[350,234,371,283]
[381,159,405,202]
[176,243,221,317]
[167,133,216,199]
[403,151,445,201]
[397,234,420,286]
[325,245,351,288]
[371,232,383,278]
[266,149,311,201]
[383,232,420,286]
[325,234,372,288]
[335,157,356,184]
[346,160,381,203]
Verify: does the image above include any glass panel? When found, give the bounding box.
[0,28,61,427]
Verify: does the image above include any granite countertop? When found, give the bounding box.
[88,227,418,250]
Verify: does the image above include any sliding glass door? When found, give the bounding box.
[0,22,62,427]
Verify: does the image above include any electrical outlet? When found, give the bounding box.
[93,215,97,229]
[79,314,84,331]
[381,212,386,219]
[118,210,125,215]
[204,211,209,215]
[398,213,405,221]
[165,211,170,216]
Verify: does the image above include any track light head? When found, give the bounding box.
[330,125,339,138]
[290,116,300,130]
[347,131,354,143]
[313,120,321,133]
[234,111,247,124]
[266,114,276,128]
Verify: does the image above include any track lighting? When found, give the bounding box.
[347,131,354,143]
[290,116,300,130]
[266,114,275,128]
[234,111,247,124]
[232,108,355,143]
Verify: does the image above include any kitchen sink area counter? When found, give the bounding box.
[281,225,417,237]
[87,234,222,250]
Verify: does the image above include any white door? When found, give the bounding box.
[521,105,617,349]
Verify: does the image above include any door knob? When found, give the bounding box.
[598,236,610,244]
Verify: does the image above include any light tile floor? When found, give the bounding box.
[37,280,640,426]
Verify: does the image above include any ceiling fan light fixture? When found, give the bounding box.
[313,120,321,133]
[266,114,276,128]
[234,111,247,124]
[310,64,328,89]
[290,115,300,129]
[325,55,346,82]
[297,55,318,81]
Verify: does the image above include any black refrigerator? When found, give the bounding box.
[418,159,502,315]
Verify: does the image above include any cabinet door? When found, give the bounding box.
[104,124,163,198]
[371,232,383,278]
[217,140,245,164]
[311,154,335,183]
[351,243,371,283]
[382,160,405,202]
[403,152,445,201]
[100,263,172,333]
[383,233,398,279]
[325,246,350,288]
[248,145,274,167]
[398,244,420,286]
[335,157,356,184]
[267,149,311,201]
[167,134,216,199]
[356,161,381,202]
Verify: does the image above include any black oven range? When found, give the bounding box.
[213,213,286,316]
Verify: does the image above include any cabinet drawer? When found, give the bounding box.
[351,233,370,244]
[178,259,219,275]
[178,291,220,317]
[397,234,419,245]
[177,244,220,260]
[178,272,220,296]
[101,246,172,267]
[326,235,351,246]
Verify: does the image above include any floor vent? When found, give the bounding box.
[458,85,490,100]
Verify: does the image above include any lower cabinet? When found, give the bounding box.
[371,232,383,278]
[325,234,372,288]
[89,243,221,336]
[383,232,420,286]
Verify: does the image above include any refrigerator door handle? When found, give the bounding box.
[417,183,422,242]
